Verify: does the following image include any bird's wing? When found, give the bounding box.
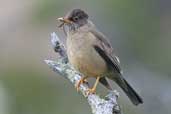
[90,29,143,105]
[90,29,122,74]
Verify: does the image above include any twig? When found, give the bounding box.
[45,32,121,114]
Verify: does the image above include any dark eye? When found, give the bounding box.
[73,16,79,21]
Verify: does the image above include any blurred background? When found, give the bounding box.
[0,0,170,114]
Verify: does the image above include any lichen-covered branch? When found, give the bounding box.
[44,32,121,114]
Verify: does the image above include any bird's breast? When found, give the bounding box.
[67,32,108,77]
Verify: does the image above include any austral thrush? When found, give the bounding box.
[58,9,143,105]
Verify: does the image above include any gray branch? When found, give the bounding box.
[45,32,122,114]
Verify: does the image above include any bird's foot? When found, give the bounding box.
[86,88,96,95]
[76,78,88,92]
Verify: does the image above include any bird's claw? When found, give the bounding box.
[76,79,88,92]
[86,88,96,95]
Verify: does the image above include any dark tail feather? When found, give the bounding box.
[113,76,143,105]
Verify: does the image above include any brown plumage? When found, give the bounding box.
[58,9,143,105]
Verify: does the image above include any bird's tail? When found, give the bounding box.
[110,75,143,105]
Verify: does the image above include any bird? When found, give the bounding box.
[57,9,143,105]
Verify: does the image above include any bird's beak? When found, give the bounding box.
[57,17,72,24]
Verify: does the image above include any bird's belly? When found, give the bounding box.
[67,45,108,77]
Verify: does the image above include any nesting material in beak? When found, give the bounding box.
[57,17,72,28]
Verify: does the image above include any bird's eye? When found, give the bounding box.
[73,16,79,21]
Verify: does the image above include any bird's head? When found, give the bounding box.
[58,9,89,32]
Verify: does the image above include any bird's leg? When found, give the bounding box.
[76,76,89,92]
[86,76,100,95]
